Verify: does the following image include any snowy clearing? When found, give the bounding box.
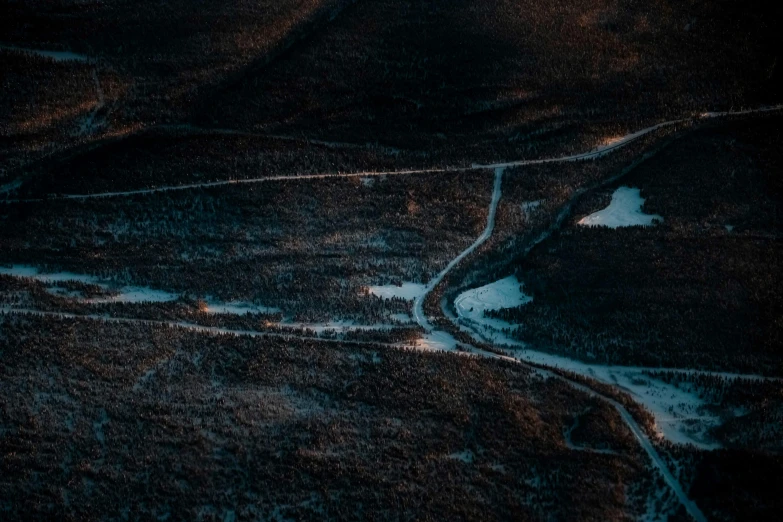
[366,282,426,300]
[414,330,459,351]
[0,265,178,303]
[279,320,398,333]
[0,308,400,349]
[0,265,99,285]
[92,287,179,304]
[455,276,531,322]
[578,186,662,228]
[203,301,281,315]
[521,351,723,449]
[3,105,781,204]
[0,266,409,334]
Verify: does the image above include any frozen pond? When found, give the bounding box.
[578,186,662,228]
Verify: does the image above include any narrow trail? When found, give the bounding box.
[4,105,780,204]
[3,105,780,519]
[0,45,90,62]
[0,308,400,348]
[410,163,708,522]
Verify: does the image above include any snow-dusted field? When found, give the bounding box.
[450,273,734,448]
[366,282,426,300]
[0,265,178,303]
[454,276,531,328]
[203,301,281,315]
[0,265,412,335]
[578,186,662,228]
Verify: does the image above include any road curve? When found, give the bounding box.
[412,167,504,330]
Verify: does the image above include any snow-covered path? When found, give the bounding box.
[473,120,682,169]
[582,382,707,522]
[4,105,780,203]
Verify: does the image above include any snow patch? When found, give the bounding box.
[521,200,542,216]
[453,276,531,344]
[455,276,531,323]
[447,450,475,463]
[0,265,100,285]
[280,320,396,333]
[578,187,662,228]
[390,312,414,323]
[367,282,426,300]
[0,179,22,196]
[0,265,178,303]
[0,265,277,308]
[92,287,178,304]
[414,330,459,351]
[452,274,727,448]
[509,346,722,447]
